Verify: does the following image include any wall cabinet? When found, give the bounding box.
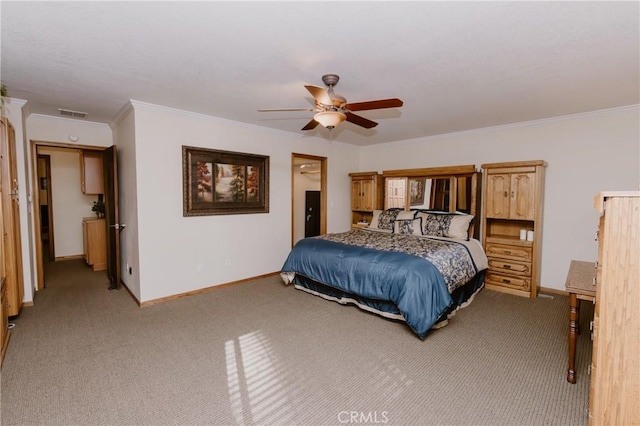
[485,170,536,220]
[589,192,639,425]
[481,161,546,298]
[82,217,106,271]
[80,150,104,194]
[349,172,383,227]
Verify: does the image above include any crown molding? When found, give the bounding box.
[28,113,112,130]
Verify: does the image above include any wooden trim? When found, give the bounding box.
[594,191,640,213]
[53,255,84,262]
[139,271,281,307]
[539,286,568,296]
[32,140,105,151]
[291,153,327,248]
[349,171,380,177]
[382,164,476,178]
[481,160,548,169]
[30,140,45,290]
[121,282,141,306]
[485,283,530,298]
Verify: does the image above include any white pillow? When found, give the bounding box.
[368,210,383,229]
[447,214,474,239]
[396,211,416,220]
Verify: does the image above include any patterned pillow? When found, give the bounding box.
[393,217,423,235]
[377,209,400,230]
[415,211,474,239]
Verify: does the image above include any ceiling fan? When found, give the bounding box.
[258,74,403,131]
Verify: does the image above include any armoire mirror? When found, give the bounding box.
[382,165,480,237]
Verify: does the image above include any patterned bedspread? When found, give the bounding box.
[317,229,479,293]
[281,229,487,339]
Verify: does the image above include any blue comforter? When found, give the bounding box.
[281,236,454,339]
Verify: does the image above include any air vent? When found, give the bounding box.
[58,108,88,119]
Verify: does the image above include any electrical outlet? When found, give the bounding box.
[225,259,232,268]
[197,263,204,272]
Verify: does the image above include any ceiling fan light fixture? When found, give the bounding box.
[314,111,346,129]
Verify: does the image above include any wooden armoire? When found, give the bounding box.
[0,117,24,318]
[589,191,639,425]
[349,171,384,229]
[481,160,547,298]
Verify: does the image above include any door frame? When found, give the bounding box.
[291,153,327,248]
[36,154,55,260]
[30,140,108,290]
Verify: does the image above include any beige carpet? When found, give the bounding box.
[1,259,592,425]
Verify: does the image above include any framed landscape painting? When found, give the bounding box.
[182,146,269,216]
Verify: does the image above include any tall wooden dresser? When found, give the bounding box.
[481,160,547,298]
[0,117,24,316]
[589,191,639,425]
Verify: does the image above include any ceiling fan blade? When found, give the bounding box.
[301,119,320,131]
[345,112,378,129]
[344,98,403,112]
[258,108,315,112]
[304,85,333,105]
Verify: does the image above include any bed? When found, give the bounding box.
[281,208,488,339]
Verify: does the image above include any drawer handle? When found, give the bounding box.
[503,264,511,269]
[502,279,511,284]
[504,250,512,255]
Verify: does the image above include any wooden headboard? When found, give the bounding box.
[381,164,482,239]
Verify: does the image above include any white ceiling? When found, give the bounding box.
[1,1,638,146]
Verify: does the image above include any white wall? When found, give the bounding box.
[111,104,140,297]
[129,101,357,302]
[19,102,635,302]
[358,106,640,291]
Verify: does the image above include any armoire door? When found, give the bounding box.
[0,117,24,316]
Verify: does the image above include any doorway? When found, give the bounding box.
[30,142,119,291]
[291,153,327,247]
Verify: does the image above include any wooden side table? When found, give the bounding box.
[565,260,596,384]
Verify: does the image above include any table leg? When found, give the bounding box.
[567,293,579,383]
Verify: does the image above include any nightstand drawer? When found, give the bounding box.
[488,259,532,277]
[485,271,531,291]
[486,243,532,262]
